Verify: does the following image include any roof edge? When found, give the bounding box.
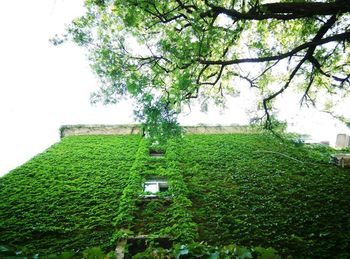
[59,124,255,138]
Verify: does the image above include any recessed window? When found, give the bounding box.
[143,180,169,195]
[149,149,165,158]
[116,236,172,258]
[158,182,169,192]
[144,182,159,193]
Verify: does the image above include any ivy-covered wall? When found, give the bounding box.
[0,133,349,258]
[0,135,141,254]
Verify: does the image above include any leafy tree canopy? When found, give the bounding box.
[56,0,350,137]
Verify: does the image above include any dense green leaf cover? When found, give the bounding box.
[173,134,350,257]
[1,133,350,258]
[0,135,141,254]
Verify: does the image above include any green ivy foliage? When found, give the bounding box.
[112,138,197,246]
[170,134,350,258]
[1,133,350,258]
[0,135,141,255]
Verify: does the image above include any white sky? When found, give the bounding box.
[0,0,349,176]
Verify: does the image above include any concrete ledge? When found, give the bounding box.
[184,125,253,134]
[331,154,350,168]
[60,124,141,138]
[60,124,254,138]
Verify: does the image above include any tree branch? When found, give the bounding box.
[300,68,316,107]
[203,1,350,21]
[198,31,350,66]
[262,57,307,129]
[261,15,339,128]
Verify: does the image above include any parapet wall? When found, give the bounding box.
[60,124,254,138]
[60,124,141,138]
[183,125,254,134]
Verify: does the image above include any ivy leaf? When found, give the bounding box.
[236,247,253,259]
[254,246,279,259]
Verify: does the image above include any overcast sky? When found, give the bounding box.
[0,0,349,176]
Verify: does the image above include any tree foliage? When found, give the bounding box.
[59,0,350,133]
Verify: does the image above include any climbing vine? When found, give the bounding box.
[1,133,350,257]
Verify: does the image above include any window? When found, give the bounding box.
[143,180,169,196]
[116,236,172,258]
[149,149,165,158]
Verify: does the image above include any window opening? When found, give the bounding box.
[144,182,159,193]
[149,149,165,158]
[143,180,168,195]
[117,236,172,259]
[158,182,169,192]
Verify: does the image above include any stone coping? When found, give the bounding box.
[60,124,254,138]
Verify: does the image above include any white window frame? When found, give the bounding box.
[143,180,169,197]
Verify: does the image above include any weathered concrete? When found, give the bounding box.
[60,124,255,138]
[331,154,350,168]
[183,125,253,134]
[115,239,127,259]
[335,134,350,149]
[60,124,141,138]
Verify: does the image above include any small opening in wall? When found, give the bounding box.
[144,180,168,195]
[149,149,165,158]
[120,236,172,258]
[158,182,169,192]
[142,176,170,199]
